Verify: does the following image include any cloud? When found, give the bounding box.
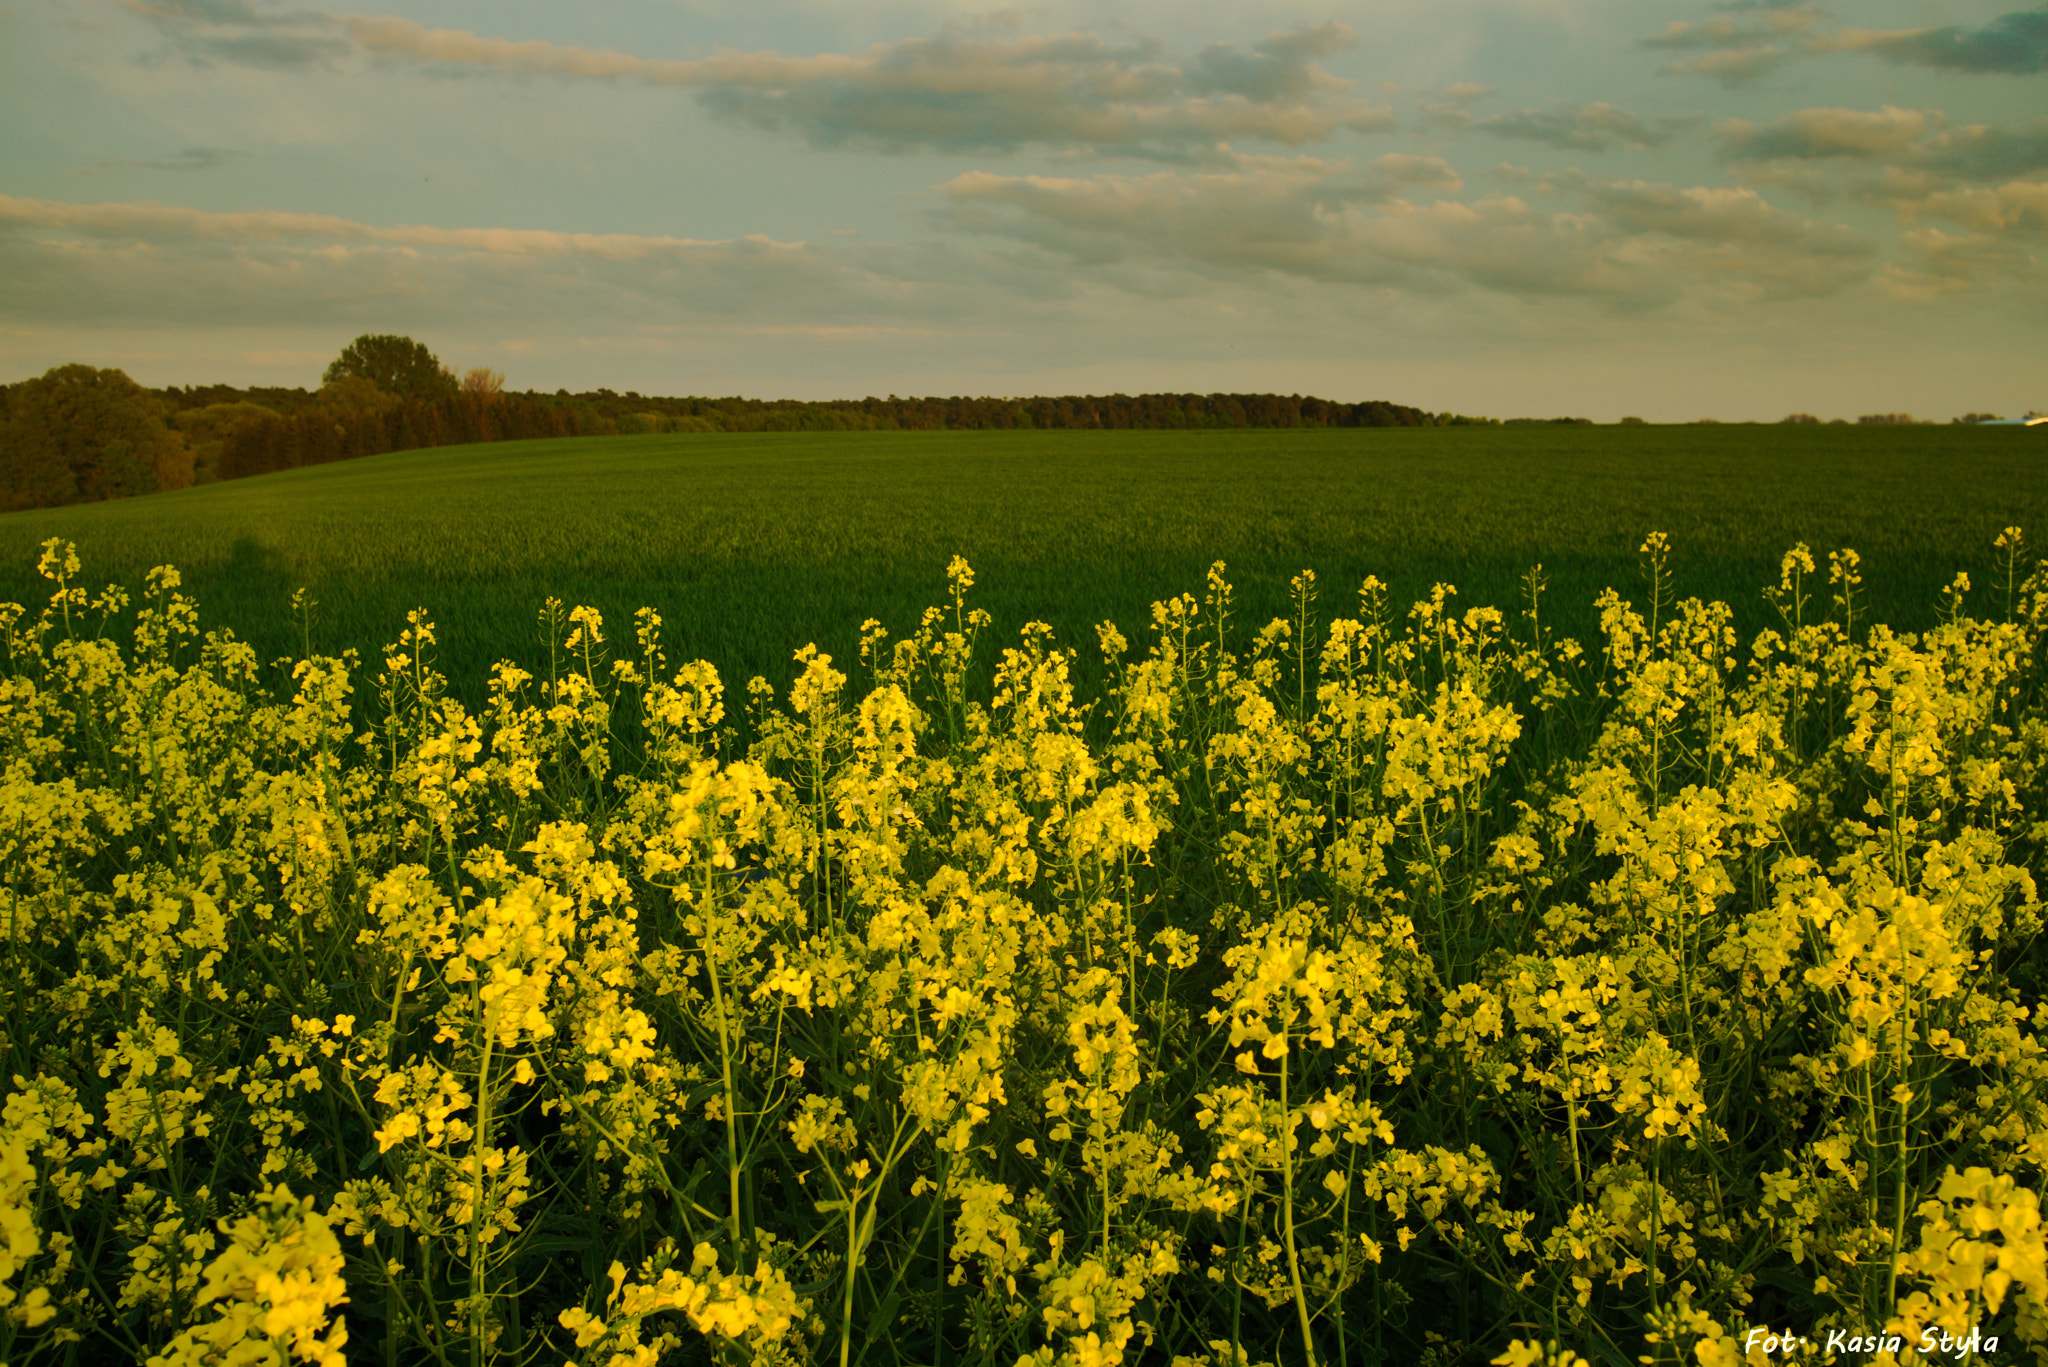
[1641,6,1826,49]
[1554,173,1869,256]
[945,161,1552,293]
[941,153,1444,279]
[1715,111,2048,247]
[1187,23,1356,102]
[129,0,303,22]
[1720,107,1931,160]
[681,24,1394,157]
[67,146,246,174]
[940,155,1876,305]
[1912,123,2048,180]
[1656,44,1790,83]
[1883,225,2035,298]
[1816,9,2048,74]
[0,194,943,335]
[1720,108,2048,183]
[1642,5,1824,83]
[134,7,1396,159]
[1886,178,2048,233]
[0,194,776,258]
[127,0,352,67]
[751,324,937,339]
[1463,100,1692,152]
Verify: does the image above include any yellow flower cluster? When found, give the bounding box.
[0,534,2044,1367]
[142,1185,349,1367]
[558,1240,802,1365]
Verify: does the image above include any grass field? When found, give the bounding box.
[0,424,2041,706]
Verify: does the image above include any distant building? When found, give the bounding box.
[1982,413,2047,426]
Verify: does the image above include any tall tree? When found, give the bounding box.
[0,364,186,510]
[323,335,458,403]
[173,401,283,484]
[460,367,504,402]
[316,374,398,414]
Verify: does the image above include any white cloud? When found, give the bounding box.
[1717,109,2048,200]
[1656,44,1788,83]
[1720,106,1933,160]
[0,193,947,335]
[1813,11,2048,75]
[0,194,785,257]
[1452,99,1693,151]
[1887,178,2048,233]
[1640,5,1824,82]
[1880,225,2035,298]
[131,8,1398,159]
[941,155,1877,304]
[1905,122,2048,182]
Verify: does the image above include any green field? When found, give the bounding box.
[1,424,2041,705]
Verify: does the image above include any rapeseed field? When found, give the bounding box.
[0,523,2043,1366]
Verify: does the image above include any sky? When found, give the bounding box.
[1,0,2044,419]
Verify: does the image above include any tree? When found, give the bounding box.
[219,415,291,480]
[316,374,398,414]
[0,364,187,510]
[323,335,458,403]
[460,368,504,402]
[173,401,283,484]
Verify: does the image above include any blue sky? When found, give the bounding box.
[1,0,2043,418]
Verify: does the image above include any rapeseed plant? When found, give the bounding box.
[0,536,2041,1367]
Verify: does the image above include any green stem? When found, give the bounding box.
[471,990,497,1366]
[840,1193,860,1367]
[700,859,746,1258]
[1280,1045,1320,1367]
[1228,1188,1251,1367]
[386,1228,401,1367]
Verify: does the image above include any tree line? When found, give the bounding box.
[182,386,1474,487]
[1781,412,2030,425]
[2,334,1488,512]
